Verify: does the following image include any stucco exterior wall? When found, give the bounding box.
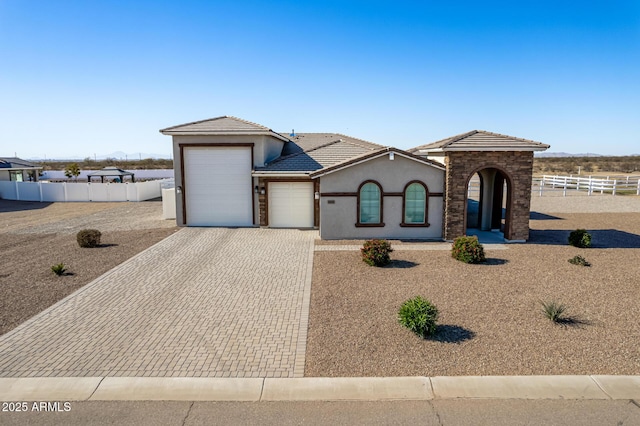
[318,154,445,240]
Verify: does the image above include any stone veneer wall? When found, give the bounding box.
[257,177,319,228]
[444,151,534,241]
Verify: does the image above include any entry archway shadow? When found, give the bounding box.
[429,325,475,343]
[529,229,640,249]
[530,211,563,220]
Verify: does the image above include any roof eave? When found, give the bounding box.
[251,172,312,177]
[0,166,43,170]
[160,130,290,142]
[436,145,550,152]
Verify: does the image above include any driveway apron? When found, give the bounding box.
[0,228,316,378]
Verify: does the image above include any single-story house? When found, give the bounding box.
[0,157,42,182]
[160,116,549,241]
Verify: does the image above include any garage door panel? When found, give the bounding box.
[269,182,314,228]
[184,147,252,226]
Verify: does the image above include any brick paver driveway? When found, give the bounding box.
[0,228,316,378]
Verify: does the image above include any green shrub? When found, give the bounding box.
[51,263,66,276]
[77,229,102,248]
[568,255,591,267]
[398,296,439,338]
[540,300,568,323]
[451,236,486,264]
[568,229,591,248]
[361,239,393,267]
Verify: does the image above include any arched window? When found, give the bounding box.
[358,181,383,226]
[402,181,429,227]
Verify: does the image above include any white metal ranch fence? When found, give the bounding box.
[536,175,640,196]
[466,175,640,198]
[0,179,172,202]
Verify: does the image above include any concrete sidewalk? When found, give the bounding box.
[1,376,639,401]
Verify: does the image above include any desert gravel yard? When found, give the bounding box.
[305,196,640,377]
[0,200,177,335]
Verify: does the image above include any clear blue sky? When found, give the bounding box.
[1,0,638,158]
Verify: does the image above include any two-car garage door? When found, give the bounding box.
[183,146,252,226]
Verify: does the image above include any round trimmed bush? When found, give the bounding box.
[77,229,102,248]
[361,239,393,267]
[398,296,439,338]
[568,229,591,248]
[451,236,486,264]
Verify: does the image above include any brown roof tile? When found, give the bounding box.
[410,130,550,152]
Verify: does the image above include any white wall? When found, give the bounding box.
[162,188,176,219]
[0,180,167,202]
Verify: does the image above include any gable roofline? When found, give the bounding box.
[411,130,550,152]
[309,147,445,179]
[159,115,290,142]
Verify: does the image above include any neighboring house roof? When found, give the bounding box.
[410,130,550,152]
[159,116,289,141]
[254,134,382,175]
[0,157,42,170]
[87,167,135,177]
[309,147,445,179]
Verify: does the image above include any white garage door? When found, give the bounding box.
[183,146,252,226]
[269,182,314,228]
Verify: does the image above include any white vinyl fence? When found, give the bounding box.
[0,179,171,202]
[536,175,640,196]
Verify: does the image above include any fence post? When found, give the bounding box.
[14,181,19,200]
[563,177,567,197]
[588,176,592,196]
[613,179,617,196]
[637,179,640,196]
[539,176,544,196]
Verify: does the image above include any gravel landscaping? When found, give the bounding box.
[0,200,177,335]
[305,195,640,377]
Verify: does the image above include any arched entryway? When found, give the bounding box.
[465,167,513,240]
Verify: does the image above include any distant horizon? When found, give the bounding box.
[2,1,638,157]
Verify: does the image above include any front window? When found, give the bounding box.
[9,171,23,182]
[404,182,428,225]
[359,182,381,224]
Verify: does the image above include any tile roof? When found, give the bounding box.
[409,130,550,152]
[255,134,382,173]
[0,157,41,169]
[160,116,289,141]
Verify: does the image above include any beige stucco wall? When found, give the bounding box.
[318,154,445,240]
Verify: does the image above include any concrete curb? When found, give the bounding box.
[1,376,639,402]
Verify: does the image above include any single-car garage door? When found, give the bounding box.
[183,146,252,226]
[269,182,314,228]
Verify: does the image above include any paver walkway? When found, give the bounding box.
[0,228,316,378]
